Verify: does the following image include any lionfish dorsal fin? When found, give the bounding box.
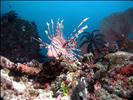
[45,22,52,40]
[56,19,64,38]
[78,17,89,28]
[51,19,54,36]
[69,17,89,40]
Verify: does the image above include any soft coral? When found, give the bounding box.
[118,64,133,76]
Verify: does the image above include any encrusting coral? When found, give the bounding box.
[1,50,133,100]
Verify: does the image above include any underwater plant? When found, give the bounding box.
[33,18,89,59]
[79,30,106,55]
[59,81,69,96]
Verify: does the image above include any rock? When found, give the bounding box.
[105,51,133,71]
[106,51,133,64]
[60,61,78,72]
[128,76,133,85]
[26,59,40,67]
[95,88,123,100]
[34,90,54,100]
[82,53,94,63]
[61,96,71,100]
[95,62,108,72]
[71,77,89,100]
[12,81,26,93]
[0,56,15,69]
[1,49,133,100]
[129,55,133,61]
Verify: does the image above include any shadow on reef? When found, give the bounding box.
[0,10,40,63]
[33,59,67,85]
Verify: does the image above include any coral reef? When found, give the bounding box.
[1,9,133,100]
[1,10,40,63]
[100,8,133,52]
[0,51,133,100]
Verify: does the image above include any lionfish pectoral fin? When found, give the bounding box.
[31,37,48,48]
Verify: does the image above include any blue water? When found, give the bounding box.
[1,1,133,41]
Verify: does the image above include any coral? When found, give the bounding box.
[1,51,133,100]
[59,81,69,96]
[128,76,133,85]
[82,53,94,64]
[100,8,133,52]
[0,56,42,75]
[1,10,40,63]
[105,51,133,68]
[117,64,133,76]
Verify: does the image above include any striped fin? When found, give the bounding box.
[78,17,89,28]
[77,25,88,35]
[46,22,51,34]
[45,30,52,40]
[51,19,55,36]
[31,37,49,48]
[46,22,53,39]
[56,19,64,37]
[69,17,89,40]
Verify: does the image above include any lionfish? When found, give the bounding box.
[33,18,89,59]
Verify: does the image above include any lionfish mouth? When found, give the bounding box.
[32,18,89,59]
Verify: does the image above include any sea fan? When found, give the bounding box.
[33,18,89,59]
[79,30,106,55]
[100,8,133,52]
